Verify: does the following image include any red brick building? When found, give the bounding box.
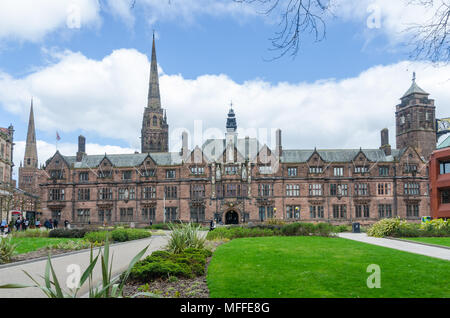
[35,39,435,226]
[429,146,450,220]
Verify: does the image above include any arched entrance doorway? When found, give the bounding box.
[225,210,239,225]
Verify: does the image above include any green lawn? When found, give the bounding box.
[402,237,450,247]
[207,236,450,298]
[11,237,83,255]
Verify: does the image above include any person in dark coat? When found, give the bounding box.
[15,218,22,231]
[209,220,216,231]
[53,219,58,229]
[64,220,69,228]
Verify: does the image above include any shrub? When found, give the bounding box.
[0,237,17,264]
[167,223,205,254]
[129,248,212,282]
[84,228,151,243]
[367,218,403,238]
[281,222,316,236]
[368,218,450,238]
[316,223,335,236]
[84,231,111,243]
[51,240,102,251]
[49,228,92,238]
[334,225,351,233]
[112,229,151,242]
[395,222,422,237]
[264,218,286,226]
[12,229,49,238]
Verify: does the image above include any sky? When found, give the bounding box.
[0,0,449,181]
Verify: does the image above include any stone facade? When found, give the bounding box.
[36,40,433,226]
[0,125,14,221]
[396,73,436,160]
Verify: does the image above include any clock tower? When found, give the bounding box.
[396,73,436,160]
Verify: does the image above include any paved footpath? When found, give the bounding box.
[0,234,169,298]
[338,233,450,261]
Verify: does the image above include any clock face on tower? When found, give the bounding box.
[438,120,450,132]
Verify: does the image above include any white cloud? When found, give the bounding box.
[333,0,443,44]
[0,0,101,42]
[1,49,449,163]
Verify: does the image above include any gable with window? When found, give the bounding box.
[287,167,298,177]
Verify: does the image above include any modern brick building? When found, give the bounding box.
[36,39,436,226]
[429,143,450,220]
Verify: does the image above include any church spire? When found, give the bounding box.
[24,98,38,168]
[147,32,161,109]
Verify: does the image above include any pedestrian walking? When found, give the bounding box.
[53,218,58,229]
[0,220,6,234]
[64,220,69,228]
[209,219,216,231]
[15,218,22,231]
[23,219,29,231]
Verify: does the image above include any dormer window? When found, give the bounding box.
[142,169,156,177]
[258,165,272,174]
[404,164,418,173]
[225,165,238,175]
[190,166,205,175]
[50,169,64,179]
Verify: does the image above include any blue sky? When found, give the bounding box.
[0,0,449,180]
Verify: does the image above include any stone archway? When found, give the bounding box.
[225,210,239,225]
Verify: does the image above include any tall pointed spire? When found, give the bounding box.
[24,98,38,168]
[147,32,161,109]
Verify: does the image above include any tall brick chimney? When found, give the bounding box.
[181,131,189,158]
[76,135,86,162]
[380,128,391,156]
[275,129,282,157]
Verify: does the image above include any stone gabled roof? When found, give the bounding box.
[281,148,403,163]
[61,152,183,169]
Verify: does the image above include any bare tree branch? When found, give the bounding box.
[407,0,450,62]
[234,0,331,60]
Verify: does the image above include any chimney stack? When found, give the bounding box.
[275,129,282,158]
[380,128,391,156]
[76,135,86,162]
[181,131,189,158]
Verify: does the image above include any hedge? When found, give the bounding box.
[128,248,212,282]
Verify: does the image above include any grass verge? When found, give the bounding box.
[207,236,450,298]
[11,237,83,255]
[401,237,450,247]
